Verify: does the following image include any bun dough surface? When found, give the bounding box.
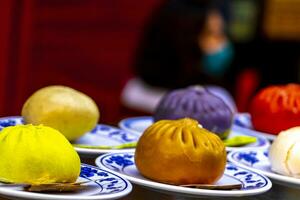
[135,118,226,185]
[269,127,300,177]
[154,86,233,139]
[250,84,300,134]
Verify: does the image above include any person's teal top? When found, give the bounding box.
[202,41,234,77]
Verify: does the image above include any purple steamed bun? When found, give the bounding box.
[154,86,234,139]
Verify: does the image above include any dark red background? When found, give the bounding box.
[2,0,293,124]
[0,0,161,124]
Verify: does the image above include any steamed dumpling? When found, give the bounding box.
[250,83,300,134]
[21,85,100,141]
[0,124,81,184]
[135,118,226,185]
[154,85,234,139]
[269,127,300,177]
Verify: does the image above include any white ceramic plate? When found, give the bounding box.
[233,113,276,141]
[118,116,270,151]
[228,149,300,188]
[118,116,153,136]
[0,164,132,200]
[73,124,139,156]
[0,116,139,156]
[96,152,271,198]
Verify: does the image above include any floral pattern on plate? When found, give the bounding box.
[0,116,139,156]
[233,113,276,141]
[0,164,132,200]
[96,152,272,197]
[0,116,24,130]
[228,149,300,188]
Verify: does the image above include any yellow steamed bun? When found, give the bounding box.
[21,85,100,141]
[0,124,81,184]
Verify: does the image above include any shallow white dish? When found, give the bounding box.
[96,152,271,198]
[0,116,139,156]
[73,124,139,156]
[0,164,132,200]
[228,149,300,188]
[233,113,276,141]
[118,116,270,151]
[118,116,153,136]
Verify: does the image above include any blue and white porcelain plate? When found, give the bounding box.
[233,113,276,141]
[228,149,300,188]
[118,116,270,151]
[0,116,24,129]
[74,124,139,156]
[118,116,153,136]
[0,116,139,156]
[0,164,132,200]
[96,152,271,197]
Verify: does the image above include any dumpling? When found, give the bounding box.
[0,124,81,184]
[135,118,226,185]
[154,85,234,139]
[269,127,300,177]
[250,83,300,134]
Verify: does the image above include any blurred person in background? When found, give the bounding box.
[121,0,237,114]
[228,0,300,111]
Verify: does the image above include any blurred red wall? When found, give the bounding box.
[0,0,161,124]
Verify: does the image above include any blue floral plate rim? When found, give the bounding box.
[118,116,153,136]
[0,116,138,156]
[0,163,132,200]
[228,149,300,187]
[118,116,270,151]
[96,152,272,197]
[233,113,276,141]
